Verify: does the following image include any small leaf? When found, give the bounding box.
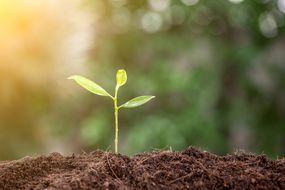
[68,75,112,97]
[120,96,155,108]
[116,69,127,87]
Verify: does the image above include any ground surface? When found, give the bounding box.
[0,147,284,190]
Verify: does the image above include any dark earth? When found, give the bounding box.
[0,147,284,190]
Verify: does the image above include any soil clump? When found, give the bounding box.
[0,147,284,189]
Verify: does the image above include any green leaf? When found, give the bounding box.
[116,69,127,87]
[68,75,112,97]
[120,96,155,108]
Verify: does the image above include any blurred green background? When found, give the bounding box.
[0,0,284,160]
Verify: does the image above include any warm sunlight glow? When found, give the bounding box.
[0,0,93,103]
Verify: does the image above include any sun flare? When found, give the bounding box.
[0,0,93,97]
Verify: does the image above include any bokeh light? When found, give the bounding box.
[141,11,163,33]
[259,12,278,38]
[228,0,244,4]
[278,0,285,13]
[181,0,199,6]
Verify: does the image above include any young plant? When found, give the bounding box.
[68,69,155,154]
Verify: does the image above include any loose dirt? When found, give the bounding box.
[0,147,284,189]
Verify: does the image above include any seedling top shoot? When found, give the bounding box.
[68,69,155,153]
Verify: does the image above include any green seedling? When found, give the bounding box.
[68,69,155,154]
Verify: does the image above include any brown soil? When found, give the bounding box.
[0,147,284,190]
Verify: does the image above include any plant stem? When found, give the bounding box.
[114,87,119,154]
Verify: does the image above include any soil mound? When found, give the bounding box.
[0,147,284,190]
